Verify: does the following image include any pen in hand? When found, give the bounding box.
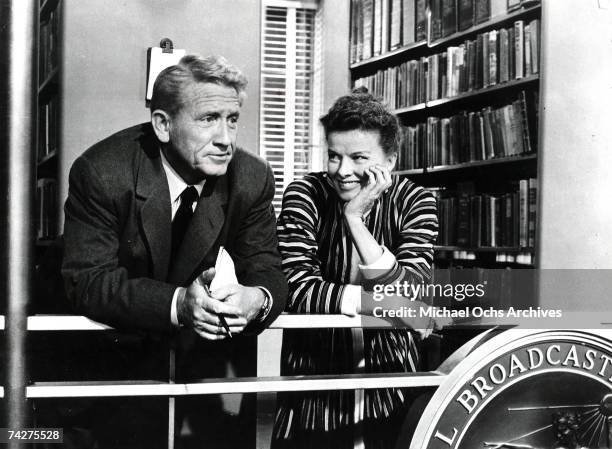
[203,284,233,339]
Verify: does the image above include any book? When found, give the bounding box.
[415,0,428,41]
[381,0,390,53]
[401,0,415,45]
[511,99,526,154]
[430,0,443,41]
[524,23,531,75]
[363,0,374,60]
[490,0,507,18]
[482,31,490,87]
[373,0,383,55]
[507,0,522,12]
[527,177,537,248]
[457,182,475,246]
[499,28,509,83]
[458,0,474,31]
[442,0,458,38]
[350,0,358,62]
[357,0,365,61]
[514,20,524,79]
[476,33,484,88]
[519,179,528,247]
[488,29,498,86]
[529,19,540,74]
[503,193,513,247]
[470,195,483,247]
[517,90,537,152]
[390,0,402,49]
[482,107,495,159]
[473,0,490,24]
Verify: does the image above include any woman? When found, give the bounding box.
[273,89,440,449]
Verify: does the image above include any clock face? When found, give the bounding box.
[461,371,610,449]
[409,330,612,449]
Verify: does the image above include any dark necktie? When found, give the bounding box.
[171,186,198,261]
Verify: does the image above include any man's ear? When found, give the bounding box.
[151,110,171,143]
[386,151,398,171]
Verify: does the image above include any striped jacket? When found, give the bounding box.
[274,172,438,439]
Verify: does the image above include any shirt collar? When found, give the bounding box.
[160,148,205,204]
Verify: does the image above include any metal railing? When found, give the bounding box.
[0,314,450,449]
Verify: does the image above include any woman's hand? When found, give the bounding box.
[343,164,392,220]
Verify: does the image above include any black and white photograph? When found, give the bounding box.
[1,0,612,448]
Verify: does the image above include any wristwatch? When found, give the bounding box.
[256,287,273,322]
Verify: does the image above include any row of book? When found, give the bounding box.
[39,6,60,84]
[350,0,539,64]
[436,249,534,265]
[350,0,426,63]
[430,0,538,41]
[36,178,58,240]
[431,267,536,309]
[354,19,539,109]
[38,97,60,161]
[396,90,537,170]
[430,178,537,250]
[428,19,540,100]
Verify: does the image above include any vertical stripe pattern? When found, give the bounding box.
[273,172,438,443]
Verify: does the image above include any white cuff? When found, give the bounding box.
[340,284,362,316]
[358,245,396,279]
[171,288,181,327]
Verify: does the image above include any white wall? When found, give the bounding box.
[322,0,351,109]
[537,0,612,269]
[537,0,612,310]
[59,0,262,221]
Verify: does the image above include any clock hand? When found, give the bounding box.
[508,404,598,412]
[482,423,552,449]
[483,442,533,449]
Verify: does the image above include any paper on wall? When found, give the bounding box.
[146,46,186,100]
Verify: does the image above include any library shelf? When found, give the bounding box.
[397,153,537,177]
[394,102,426,116]
[425,75,539,110]
[395,167,424,176]
[429,153,535,173]
[351,40,427,70]
[349,1,542,270]
[434,245,535,253]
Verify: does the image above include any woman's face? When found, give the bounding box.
[326,129,397,202]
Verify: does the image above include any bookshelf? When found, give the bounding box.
[36,0,61,245]
[349,0,541,268]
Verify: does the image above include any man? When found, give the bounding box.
[61,54,287,448]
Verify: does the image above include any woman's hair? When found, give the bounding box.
[150,54,248,117]
[320,86,400,155]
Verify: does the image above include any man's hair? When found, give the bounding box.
[320,87,400,155]
[150,54,248,117]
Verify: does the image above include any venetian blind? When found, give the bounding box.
[260,0,318,214]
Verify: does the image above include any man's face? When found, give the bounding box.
[164,82,241,183]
